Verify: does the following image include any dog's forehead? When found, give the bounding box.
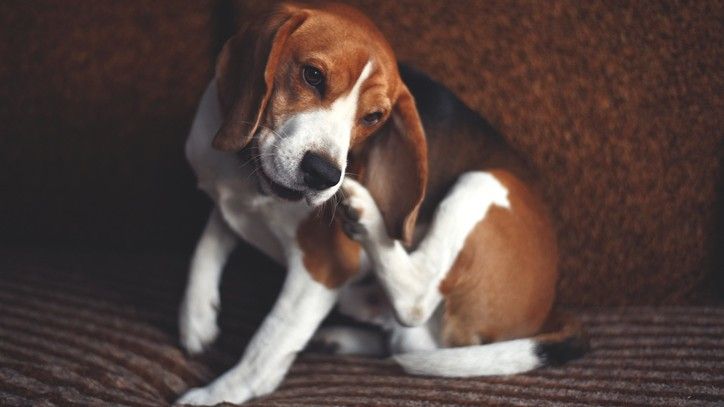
[287,9,398,93]
[299,3,392,46]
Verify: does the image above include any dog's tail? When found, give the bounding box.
[393,313,588,377]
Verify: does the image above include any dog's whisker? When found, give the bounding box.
[329,194,340,226]
[233,120,287,139]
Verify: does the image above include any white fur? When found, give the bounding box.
[178,208,237,354]
[179,65,540,404]
[257,61,373,206]
[342,172,510,326]
[339,174,543,378]
[178,257,338,405]
[393,338,542,377]
[178,60,377,405]
[389,324,438,354]
[178,82,341,405]
[311,326,386,356]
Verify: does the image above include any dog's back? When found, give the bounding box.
[399,64,535,223]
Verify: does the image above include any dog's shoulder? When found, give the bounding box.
[185,81,258,200]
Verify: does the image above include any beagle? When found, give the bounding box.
[177,2,586,405]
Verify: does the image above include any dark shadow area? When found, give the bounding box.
[704,147,724,301]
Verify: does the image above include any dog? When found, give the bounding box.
[177,2,586,405]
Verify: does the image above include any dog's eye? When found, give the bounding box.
[303,65,325,92]
[362,111,383,126]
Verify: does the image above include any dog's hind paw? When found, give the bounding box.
[338,178,386,243]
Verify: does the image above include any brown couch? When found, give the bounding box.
[1,1,722,405]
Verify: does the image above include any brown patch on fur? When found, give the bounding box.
[214,2,404,152]
[297,213,362,289]
[215,2,428,246]
[439,170,558,346]
[352,86,428,245]
[254,3,404,145]
[213,5,308,151]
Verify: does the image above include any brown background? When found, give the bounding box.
[1,0,722,305]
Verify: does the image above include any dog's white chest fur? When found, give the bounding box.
[186,82,313,263]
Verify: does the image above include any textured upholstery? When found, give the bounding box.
[0,1,722,406]
[1,249,723,406]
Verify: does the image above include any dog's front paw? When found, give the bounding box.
[175,382,252,406]
[178,286,220,355]
[338,178,385,242]
[175,387,215,406]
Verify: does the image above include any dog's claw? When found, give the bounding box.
[342,202,361,222]
[337,178,386,243]
[342,219,367,239]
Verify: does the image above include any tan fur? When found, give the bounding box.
[218,2,561,343]
[213,3,398,151]
[439,170,558,346]
[270,5,430,245]
[351,86,428,245]
[213,5,308,151]
[213,2,427,248]
[298,214,361,288]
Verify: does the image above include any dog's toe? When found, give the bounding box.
[341,218,367,240]
[341,201,362,221]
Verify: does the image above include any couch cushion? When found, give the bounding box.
[1,249,722,406]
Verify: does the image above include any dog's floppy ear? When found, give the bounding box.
[359,85,428,245]
[212,6,308,151]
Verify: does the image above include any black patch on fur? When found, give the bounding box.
[304,339,340,355]
[398,63,506,146]
[535,335,589,366]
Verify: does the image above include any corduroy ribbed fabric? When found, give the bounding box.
[1,249,722,406]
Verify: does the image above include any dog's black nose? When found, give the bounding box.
[300,151,341,190]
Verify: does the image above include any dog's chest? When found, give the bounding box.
[214,178,313,254]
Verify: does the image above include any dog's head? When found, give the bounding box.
[213,2,427,244]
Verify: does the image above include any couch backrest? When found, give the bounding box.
[1,0,722,305]
[0,1,216,252]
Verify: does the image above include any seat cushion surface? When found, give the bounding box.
[0,249,722,406]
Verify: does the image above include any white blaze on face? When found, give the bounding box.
[259,60,374,204]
